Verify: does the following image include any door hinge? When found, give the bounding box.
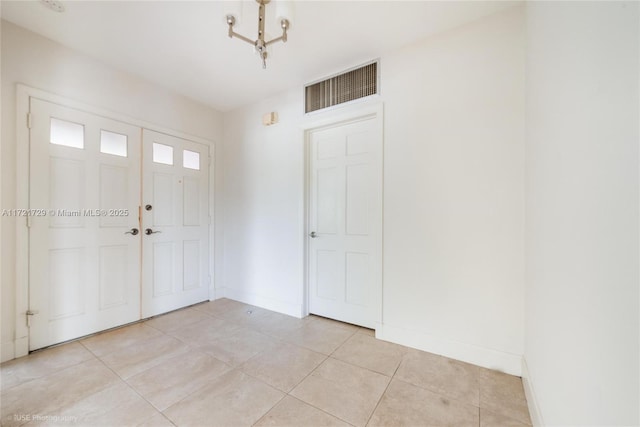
[26,215,32,228]
[209,215,212,225]
[26,112,32,129]
[26,309,39,327]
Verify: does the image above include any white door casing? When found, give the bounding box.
[307,112,383,329]
[141,129,210,317]
[29,98,142,350]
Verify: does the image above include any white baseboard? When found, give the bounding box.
[521,357,545,427]
[2,337,31,362]
[15,336,28,359]
[219,287,304,318]
[1,340,15,363]
[208,284,218,301]
[377,323,523,376]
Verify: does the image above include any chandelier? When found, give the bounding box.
[226,0,293,69]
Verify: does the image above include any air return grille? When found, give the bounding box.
[305,61,378,113]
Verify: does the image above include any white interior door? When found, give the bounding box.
[141,129,210,317]
[307,114,383,329]
[29,98,142,350]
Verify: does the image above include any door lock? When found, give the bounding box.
[309,231,317,238]
[124,228,139,235]
[145,204,152,211]
[145,228,161,235]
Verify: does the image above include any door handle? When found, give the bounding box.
[26,309,39,327]
[125,228,139,235]
[309,231,317,238]
[145,228,161,235]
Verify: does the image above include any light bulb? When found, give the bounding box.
[275,1,294,28]
[224,1,243,26]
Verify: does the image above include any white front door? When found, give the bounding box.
[28,99,212,350]
[29,98,142,350]
[307,114,383,328]
[141,129,210,317]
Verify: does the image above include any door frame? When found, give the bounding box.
[300,101,384,327]
[14,84,217,359]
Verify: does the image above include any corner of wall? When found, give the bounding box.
[521,357,545,427]
[219,286,304,319]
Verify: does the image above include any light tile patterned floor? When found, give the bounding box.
[0,299,532,427]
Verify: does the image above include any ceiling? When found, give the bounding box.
[1,1,518,112]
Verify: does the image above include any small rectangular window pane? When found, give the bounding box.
[100,130,128,157]
[183,150,200,170]
[153,142,173,165]
[50,117,84,149]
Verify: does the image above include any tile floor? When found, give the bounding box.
[1,299,532,427]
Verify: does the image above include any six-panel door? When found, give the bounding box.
[307,116,382,329]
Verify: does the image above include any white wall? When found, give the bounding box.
[0,21,224,362]
[380,5,525,374]
[524,2,639,425]
[221,88,305,316]
[221,6,526,374]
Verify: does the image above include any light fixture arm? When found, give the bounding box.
[226,0,290,69]
[265,19,289,46]
[226,17,254,45]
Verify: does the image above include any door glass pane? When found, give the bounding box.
[153,142,173,165]
[183,150,200,170]
[50,117,84,149]
[100,130,128,157]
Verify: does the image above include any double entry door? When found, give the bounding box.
[28,98,210,350]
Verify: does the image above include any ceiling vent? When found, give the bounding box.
[305,61,379,114]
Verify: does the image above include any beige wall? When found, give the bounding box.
[1,20,223,361]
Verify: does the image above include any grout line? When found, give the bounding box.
[325,333,405,378]
[280,395,358,427]
[79,356,159,422]
[324,354,393,379]
[104,321,231,420]
[154,366,237,416]
[92,355,176,426]
[286,352,330,394]
[362,348,407,426]
[392,376,480,411]
[288,382,356,427]
[364,372,393,427]
[78,340,101,359]
[5,341,98,389]
[282,346,376,427]
[390,352,404,378]
[321,326,359,360]
[250,392,288,427]
[391,350,486,410]
[116,305,284,422]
